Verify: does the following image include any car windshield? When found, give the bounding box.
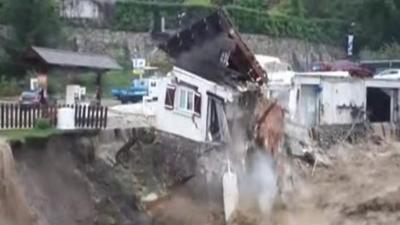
[21,92,38,100]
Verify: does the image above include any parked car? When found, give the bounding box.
[111,78,163,104]
[19,89,57,109]
[374,69,400,79]
[111,79,149,104]
[19,90,41,109]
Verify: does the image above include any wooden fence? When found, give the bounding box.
[73,104,108,129]
[0,103,108,130]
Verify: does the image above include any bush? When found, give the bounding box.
[112,1,346,44]
[360,43,400,60]
[0,76,24,96]
[114,1,215,31]
[35,118,51,130]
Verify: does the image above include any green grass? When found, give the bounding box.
[184,0,211,5]
[0,128,59,142]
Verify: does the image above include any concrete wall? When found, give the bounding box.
[66,28,344,71]
[320,80,365,125]
[61,0,100,19]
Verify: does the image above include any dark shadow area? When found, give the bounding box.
[367,87,391,122]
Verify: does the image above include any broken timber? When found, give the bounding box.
[159,9,267,88]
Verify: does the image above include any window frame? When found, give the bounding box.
[177,87,201,116]
[164,84,176,110]
[178,87,195,113]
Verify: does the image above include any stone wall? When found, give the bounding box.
[67,27,345,71]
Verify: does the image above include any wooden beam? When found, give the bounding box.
[95,71,104,105]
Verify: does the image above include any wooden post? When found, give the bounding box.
[95,71,104,106]
[0,104,4,129]
[82,105,87,128]
[5,104,9,128]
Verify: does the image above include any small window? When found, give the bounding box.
[150,81,157,87]
[165,85,176,110]
[178,88,201,116]
[179,89,188,110]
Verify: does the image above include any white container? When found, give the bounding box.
[66,85,82,105]
[57,107,75,130]
[223,161,239,223]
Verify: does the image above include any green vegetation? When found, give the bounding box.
[113,1,345,44]
[0,0,62,77]
[103,70,138,96]
[0,0,398,90]
[0,76,25,96]
[185,0,211,5]
[0,128,59,142]
[360,43,400,60]
[46,70,137,97]
[113,0,400,53]
[35,118,52,130]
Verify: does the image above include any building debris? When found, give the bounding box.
[158,9,286,223]
[159,9,266,88]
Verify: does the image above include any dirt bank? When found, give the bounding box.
[2,131,400,225]
[0,128,226,225]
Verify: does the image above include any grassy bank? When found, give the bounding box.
[0,128,59,142]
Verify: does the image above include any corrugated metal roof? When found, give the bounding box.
[30,46,121,70]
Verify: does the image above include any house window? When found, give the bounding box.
[164,85,176,109]
[178,88,201,115]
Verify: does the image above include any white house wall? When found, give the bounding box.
[277,75,400,127]
[155,67,233,142]
[155,80,204,141]
[320,80,365,125]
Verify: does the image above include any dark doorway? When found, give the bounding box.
[367,88,391,122]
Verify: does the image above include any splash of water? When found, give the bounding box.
[241,150,278,214]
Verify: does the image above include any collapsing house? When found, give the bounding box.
[155,9,267,142]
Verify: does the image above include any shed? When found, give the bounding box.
[24,46,121,103]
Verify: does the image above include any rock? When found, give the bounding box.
[137,128,156,144]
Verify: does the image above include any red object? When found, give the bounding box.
[311,60,373,78]
[331,60,373,78]
[311,61,332,72]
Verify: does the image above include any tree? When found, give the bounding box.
[0,0,62,75]
[235,0,267,9]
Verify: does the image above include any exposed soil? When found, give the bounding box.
[2,133,400,225]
